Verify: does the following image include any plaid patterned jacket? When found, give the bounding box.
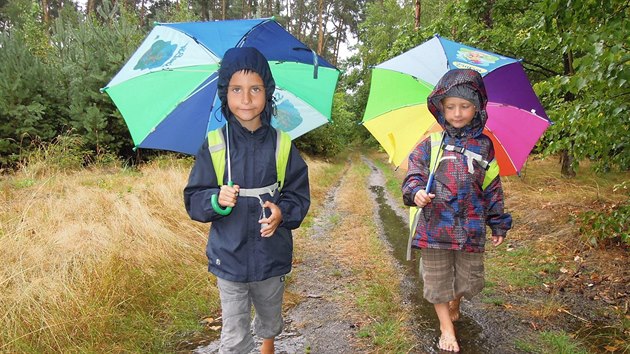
[402,69,512,252]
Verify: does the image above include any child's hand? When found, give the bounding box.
[491,235,504,247]
[259,201,282,237]
[414,190,435,208]
[218,184,240,207]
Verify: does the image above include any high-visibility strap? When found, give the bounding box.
[208,128,226,185]
[407,132,444,260]
[207,127,292,189]
[275,129,291,190]
[482,159,499,190]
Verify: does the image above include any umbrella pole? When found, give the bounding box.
[406,131,446,261]
[211,121,234,216]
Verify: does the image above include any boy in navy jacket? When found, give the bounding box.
[184,47,310,354]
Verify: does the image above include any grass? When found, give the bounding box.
[486,245,560,288]
[2,144,626,352]
[0,153,213,352]
[538,330,590,354]
[329,154,415,353]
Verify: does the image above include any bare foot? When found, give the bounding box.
[438,334,460,352]
[260,338,274,354]
[448,299,461,322]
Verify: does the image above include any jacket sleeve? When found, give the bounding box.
[277,144,310,230]
[402,138,431,207]
[183,139,224,223]
[483,176,512,237]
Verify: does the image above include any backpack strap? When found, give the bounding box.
[443,144,490,174]
[442,142,499,189]
[407,132,445,260]
[207,127,291,189]
[429,132,444,171]
[275,128,292,190]
[207,127,226,185]
[482,159,499,190]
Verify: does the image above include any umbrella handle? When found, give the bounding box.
[211,181,234,216]
[425,173,435,193]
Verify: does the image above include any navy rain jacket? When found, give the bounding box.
[184,118,310,282]
[183,47,310,282]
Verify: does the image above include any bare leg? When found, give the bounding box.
[435,303,460,352]
[260,338,274,354]
[448,296,462,322]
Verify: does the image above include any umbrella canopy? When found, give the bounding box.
[102,18,339,155]
[362,34,551,176]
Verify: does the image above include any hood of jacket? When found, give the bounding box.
[217,47,276,125]
[427,69,488,138]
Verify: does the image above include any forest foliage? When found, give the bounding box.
[0,0,628,176]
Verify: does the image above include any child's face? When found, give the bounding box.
[227,70,266,130]
[442,97,476,129]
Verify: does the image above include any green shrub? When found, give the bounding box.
[578,189,630,247]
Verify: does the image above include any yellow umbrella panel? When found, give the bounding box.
[363,105,439,167]
[362,68,436,167]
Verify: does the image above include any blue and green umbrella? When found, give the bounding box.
[102,18,339,155]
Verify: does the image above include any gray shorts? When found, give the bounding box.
[216,275,285,354]
[420,248,484,304]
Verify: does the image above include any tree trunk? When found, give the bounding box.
[86,0,95,15]
[560,50,577,178]
[560,150,576,177]
[139,0,146,26]
[200,0,209,20]
[414,0,421,30]
[41,0,50,24]
[222,0,226,19]
[332,17,345,66]
[317,0,324,55]
[482,0,495,28]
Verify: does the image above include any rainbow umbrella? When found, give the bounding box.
[102,18,339,155]
[362,34,551,175]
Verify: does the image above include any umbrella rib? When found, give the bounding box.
[486,102,550,123]
[484,126,518,171]
[374,67,434,91]
[236,18,273,47]
[183,75,218,101]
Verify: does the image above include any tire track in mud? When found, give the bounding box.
[280,159,360,353]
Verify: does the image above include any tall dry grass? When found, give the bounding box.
[0,156,215,352]
[0,149,344,352]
